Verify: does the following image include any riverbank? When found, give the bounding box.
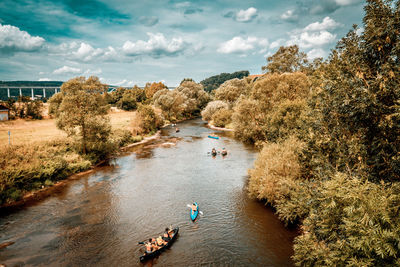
[0,130,164,210]
[0,115,191,209]
[0,110,166,209]
[207,122,234,132]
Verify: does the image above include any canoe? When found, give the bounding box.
[190,202,199,221]
[140,227,179,262]
[208,135,219,139]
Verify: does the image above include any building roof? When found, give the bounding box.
[0,104,9,110]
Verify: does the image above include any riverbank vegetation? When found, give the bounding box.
[153,79,210,122]
[201,1,400,265]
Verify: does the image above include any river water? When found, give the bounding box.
[0,119,297,266]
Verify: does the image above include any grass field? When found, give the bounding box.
[0,111,135,145]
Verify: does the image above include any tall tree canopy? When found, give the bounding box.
[54,76,111,155]
[262,45,308,74]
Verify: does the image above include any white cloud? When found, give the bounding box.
[122,33,188,57]
[281,10,298,21]
[299,31,336,48]
[335,0,362,5]
[73,43,103,61]
[51,42,117,62]
[83,68,102,75]
[307,48,326,59]
[114,79,135,87]
[0,23,45,53]
[304,17,341,32]
[53,66,81,75]
[38,78,50,81]
[269,39,284,49]
[39,71,45,75]
[235,7,257,22]
[287,17,338,49]
[218,36,268,54]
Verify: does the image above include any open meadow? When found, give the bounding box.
[0,110,135,145]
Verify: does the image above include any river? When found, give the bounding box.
[0,118,297,266]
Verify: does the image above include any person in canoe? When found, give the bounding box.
[221,148,227,156]
[211,148,217,156]
[145,239,153,254]
[175,127,180,132]
[191,203,198,213]
[156,236,167,247]
[162,228,171,242]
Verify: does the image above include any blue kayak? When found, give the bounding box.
[190,202,199,221]
[208,135,219,139]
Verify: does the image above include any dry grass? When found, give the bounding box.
[0,110,135,145]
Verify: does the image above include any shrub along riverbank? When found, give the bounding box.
[0,129,135,206]
[201,1,400,265]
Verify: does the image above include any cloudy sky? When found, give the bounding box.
[0,0,365,86]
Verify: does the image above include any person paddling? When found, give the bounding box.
[156,236,166,246]
[163,228,171,242]
[221,148,227,156]
[211,148,217,156]
[145,239,153,254]
[191,203,197,213]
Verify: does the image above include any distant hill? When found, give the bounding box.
[200,70,249,92]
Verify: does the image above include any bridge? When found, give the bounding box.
[0,86,143,101]
[0,85,176,101]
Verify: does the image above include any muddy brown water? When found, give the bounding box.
[0,119,297,266]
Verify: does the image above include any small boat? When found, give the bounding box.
[176,128,180,133]
[140,227,179,262]
[208,135,219,139]
[221,151,227,156]
[190,202,199,221]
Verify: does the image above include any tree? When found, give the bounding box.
[262,45,308,73]
[306,0,400,182]
[145,82,167,99]
[200,70,250,92]
[55,76,111,155]
[176,80,210,115]
[48,92,63,117]
[117,90,138,110]
[180,78,194,85]
[294,173,400,266]
[214,78,250,104]
[201,100,229,121]
[131,104,163,135]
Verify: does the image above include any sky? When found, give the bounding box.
[0,0,366,87]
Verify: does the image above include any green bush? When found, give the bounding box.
[131,104,163,135]
[112,129,134,147]
[293,173,400,266]
[211,108,233,128]
[117,90,138,111]
[248,137,310,224]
